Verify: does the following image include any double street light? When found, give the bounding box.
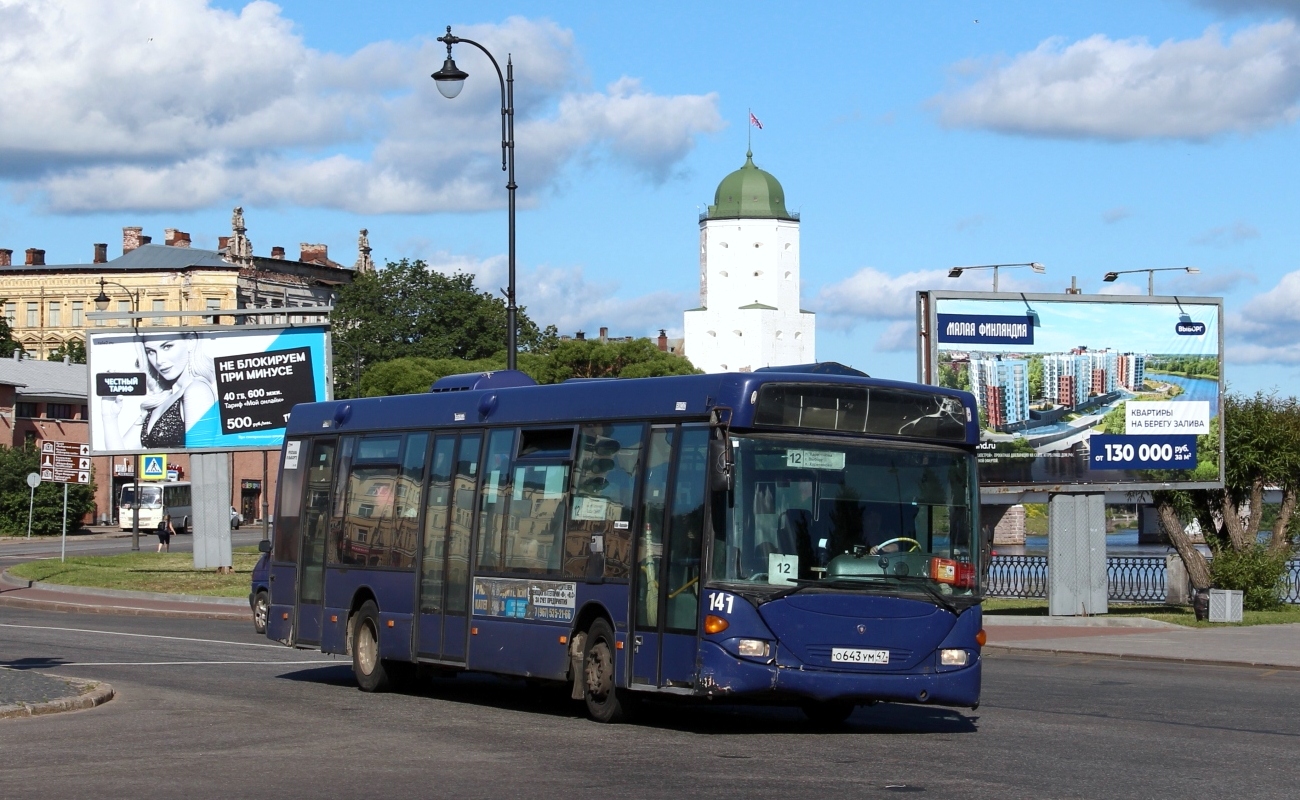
[1102,266,1200,296]
[946,262,1045,292]
[431,25,519,371]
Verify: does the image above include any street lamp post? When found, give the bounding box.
[946,262,1045,292]
[431,25,518,371]
[93,277,144,550]
[1102,267,1200,296]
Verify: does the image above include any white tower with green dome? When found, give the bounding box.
[683,150,815,373]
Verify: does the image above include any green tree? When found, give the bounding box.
[1154,392,1300,607]
[355,339,700,396]
[332,260,557,397]
[1027,356,1043,401]
[0,302,21,358]
[0,446,96,535]
[48,338,87,364]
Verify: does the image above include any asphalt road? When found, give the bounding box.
[0,529,267,568]
[1,606,1297,799]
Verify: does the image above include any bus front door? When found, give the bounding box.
[295,438,336,646]
[415,432,481,663]
[631,426,706,688]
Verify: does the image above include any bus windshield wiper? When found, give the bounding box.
[884,575,960,614]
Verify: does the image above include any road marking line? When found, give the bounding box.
[0,623,283,649]
[42,660,333,666]
[1260,669,1279,678]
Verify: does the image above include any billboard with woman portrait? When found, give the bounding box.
[88,325,330,454]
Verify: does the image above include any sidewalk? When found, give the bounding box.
[984,615,1300,669]
[0,667,115,719]
[0,569,250,621]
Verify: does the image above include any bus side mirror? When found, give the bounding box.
[258,539,272,553]
[709,436,734,493]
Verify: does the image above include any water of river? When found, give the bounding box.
[1151,373,1219,414]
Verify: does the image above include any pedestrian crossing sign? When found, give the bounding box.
[140,454,166,481]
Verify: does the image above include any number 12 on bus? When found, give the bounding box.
[264,367,987,723]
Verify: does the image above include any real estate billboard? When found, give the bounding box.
[88,325,330,455]
[916,291,1224,493]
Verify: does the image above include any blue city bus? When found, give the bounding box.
[264,365,985,723]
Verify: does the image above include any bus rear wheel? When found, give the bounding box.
[351,601,390,692]
[582,618,631,723]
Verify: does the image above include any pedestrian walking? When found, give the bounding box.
[157,514,175,553]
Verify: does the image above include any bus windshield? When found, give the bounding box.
[121,485,162,508]
[711,435,979,599]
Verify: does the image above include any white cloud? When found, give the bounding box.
[1102,206,1131,223]
[813,267,949,329]
[0,2,723,213]
[875,320,917,352]
[422,251,691,338]
[934,22,1300,140]
[1193,221,1261,245]
[1229,270,1300,362]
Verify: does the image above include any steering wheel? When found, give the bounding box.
[869,537,922,555]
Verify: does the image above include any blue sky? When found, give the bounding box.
[3,1,1300,393]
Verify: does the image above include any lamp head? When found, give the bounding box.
[94,278,110,311]
[947,268,964,279]
[1026,309,1041,328]
[1103,272,1119,282]
[432,56,468,98]
[1186,267,1201,275]
[1030,262,1045,273]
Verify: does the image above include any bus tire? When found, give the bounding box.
[351,601,390,692]
[182,516,190,535]
[252,590,269,634]
[801,700,855,726]
[581,618,630,723]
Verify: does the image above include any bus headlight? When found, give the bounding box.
[940,648,969,666]
[736,639,769,658]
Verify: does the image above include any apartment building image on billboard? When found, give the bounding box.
[969,357,1030,429]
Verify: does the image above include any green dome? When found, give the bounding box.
[707,150,794,221]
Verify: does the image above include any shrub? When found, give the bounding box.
[1210,545,1291,611]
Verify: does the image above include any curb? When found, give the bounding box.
[0,676,115,720]
[0,593,249,620]
[983,615,1183,629]
[984,644,1300,672]
[14,575,247,607]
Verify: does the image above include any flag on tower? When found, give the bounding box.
[749,111,763,130]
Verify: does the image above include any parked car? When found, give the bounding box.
[230,506,244,529]
[250,540,270,634]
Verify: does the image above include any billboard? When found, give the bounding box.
[88,325,330,455]
[917,291,1224,493]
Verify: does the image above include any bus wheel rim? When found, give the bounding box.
[585,641,613,702]
[358,621,378,674]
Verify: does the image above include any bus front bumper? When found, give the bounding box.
[695,640,981,708]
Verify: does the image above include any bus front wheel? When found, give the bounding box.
[582,618,632,723]
[802,700,855,726]
[351,601,390,692]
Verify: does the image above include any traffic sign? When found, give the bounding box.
[140,454,166,481]
[26,472,40,489]
[38,441,91,485]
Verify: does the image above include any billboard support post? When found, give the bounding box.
[1047,493,1108,616]
[261,450,269,544]
[60,482,68,563]
[131,472,140,552]
[191,452,233,572]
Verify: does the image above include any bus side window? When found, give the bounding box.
[477,429,517,573]
[564,423,646,581]
[274,439,308,562]
[391,433,429,570]
[337,435,401,567]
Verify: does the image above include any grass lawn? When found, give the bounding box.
[983,597,1300,628]
[8,546,260,598]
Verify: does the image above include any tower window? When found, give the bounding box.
[784,271,792,280]
[753,271,763,277]
[719,271,728,278]
[733,330,743,337]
